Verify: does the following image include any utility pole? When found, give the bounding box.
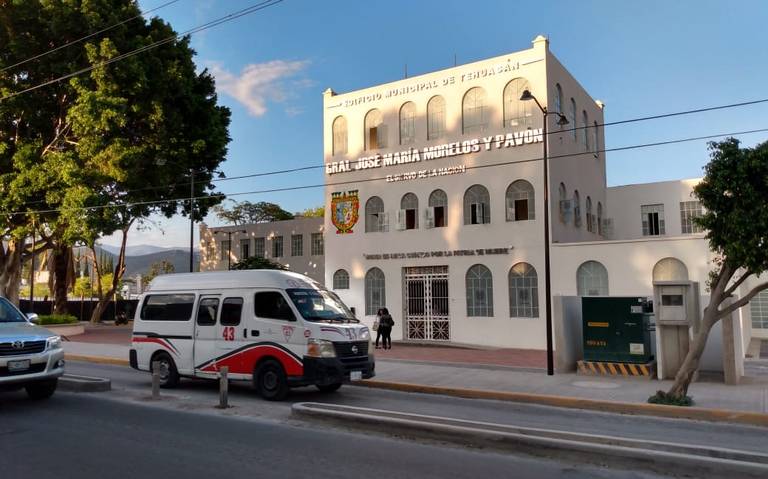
[189,168,195,273]
[29,216,35,313]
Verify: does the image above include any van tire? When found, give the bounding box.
[316,383,342,393]
[25,379,57,400]
[152,352,180,389]
[255,360,288,401]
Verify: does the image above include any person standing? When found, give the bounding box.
[378,307,394,350]
[373,309,382,349]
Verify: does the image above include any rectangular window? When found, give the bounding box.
[240,239,250,259]
[405,209,416,229]
[680,201,704,234]
[434,206,446,228]
[641,204,665,236]
[220,298,244,326]
[196,297,219,326]
[751,291,768,329]
[272,236,283,258]
[470,203,487,225]
[514,199,529,221]
[254,237,265,258]
[311,233,324,256]
[220,241,230,261]
[140,294,195,321]
[291,234,303,256]
[254,291,295,321]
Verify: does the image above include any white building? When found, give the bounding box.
[321,35,766,351]
[199,218,325,283]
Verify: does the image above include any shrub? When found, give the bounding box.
[37,314,79,325]
[647,390,694,407]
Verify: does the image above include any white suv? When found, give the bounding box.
[0,297,65,399]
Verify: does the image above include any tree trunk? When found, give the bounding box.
[0,240,23,305]
[89,225,130,323]
[666,302,717,398]
[52,243,70,314]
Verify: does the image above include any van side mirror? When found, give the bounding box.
[27,313,40,324]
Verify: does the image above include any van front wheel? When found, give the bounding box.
[255,360,288,401]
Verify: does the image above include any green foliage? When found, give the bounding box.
[144,260,175,284]
[20,283,51,299]
[648,390,694,407]
[37,314,79,325]
[231,256,288,271]
[296,206,324,218]
[74,277,93,297]
[694,139,768,276]
[213,201,294,225]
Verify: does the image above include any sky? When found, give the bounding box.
[102,0,768,248]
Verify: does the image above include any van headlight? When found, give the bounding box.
[47,336,62,351]
[306,339,336,358]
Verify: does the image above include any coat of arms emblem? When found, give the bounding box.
[331,190,359,234]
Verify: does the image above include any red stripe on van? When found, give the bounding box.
[132,337,177,355]
[200,344,303,376]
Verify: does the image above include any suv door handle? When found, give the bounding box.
[251,330,260,337]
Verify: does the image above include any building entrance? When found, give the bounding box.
[403,266,450,341]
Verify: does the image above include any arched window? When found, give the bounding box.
[503,78,533,128]
[577,261,609,296]
[569,98,577,140]
[554,84,563,114]
[509,263,538,318]
[466,264,493,317]
[332,116,347,156]
[400,192,419,230]
[586,196,593,232]
[652,258,689,281]
[365,196,385,233]
[462,87,488,134]
[463,184,490,225]
[558,182,567,223]
[427,95,446,140]
[333,269,350,290]
[364,267,386,315]
[582,111,589,148]
[506,180,535,221]
[428,189,448,228]
[593,120,599,155]
[573,190,581,227]
[597,202,603,235]
[399,102,416,145]
[364,109,386,150]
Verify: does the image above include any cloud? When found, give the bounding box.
[210,60,310,117]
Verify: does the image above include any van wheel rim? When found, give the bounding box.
[158,359,170,381]
[263,371,278,390]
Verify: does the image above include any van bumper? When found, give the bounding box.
[289,356,375,387]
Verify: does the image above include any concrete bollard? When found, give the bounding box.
[151,360,161,400]
[217,366,229,409]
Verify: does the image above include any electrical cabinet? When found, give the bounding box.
[582,297,654,363]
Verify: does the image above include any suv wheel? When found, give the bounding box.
[26,379,57,400]
[255,360,288,401]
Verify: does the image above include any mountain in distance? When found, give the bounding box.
[76,245,201,277]
[99,244,193,257]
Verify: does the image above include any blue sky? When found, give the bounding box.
[105,0,768,248]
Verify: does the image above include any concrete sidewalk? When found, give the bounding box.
[63,340,768,416]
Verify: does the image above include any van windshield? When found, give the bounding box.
[0,297,28,323]
[286,288,358,323]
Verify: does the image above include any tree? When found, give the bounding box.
[0,1,230,318]
[144,260,175,285]
[296,206,324,218]
[231,256,287,271]
[663,139,768,400]
[74,277,92,298]
[213,201,294,225]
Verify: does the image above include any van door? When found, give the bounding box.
[250,290,304,376]
[193,295,220,378]
[216,296,245,375]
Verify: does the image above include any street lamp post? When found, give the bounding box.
[520,89,569,376]
[216,229,247,270]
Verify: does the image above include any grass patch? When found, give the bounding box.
[37,314,79,325]
[647,390,694,407]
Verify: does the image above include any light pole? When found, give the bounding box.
[520,89,569,376]
[189,168,195,273]
[216,229,246,270]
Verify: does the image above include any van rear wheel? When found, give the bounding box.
[152,352,180,388]
[255,360,288,401]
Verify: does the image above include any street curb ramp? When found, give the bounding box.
[59,374,111,393]
[292,402,768,479]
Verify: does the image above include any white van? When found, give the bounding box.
[129,270,374,400]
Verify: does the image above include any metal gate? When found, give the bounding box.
[403,266,449,341]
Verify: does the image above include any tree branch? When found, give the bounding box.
[717,281,768,319]
[723,270,753,298]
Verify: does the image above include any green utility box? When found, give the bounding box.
[582,297,654,363]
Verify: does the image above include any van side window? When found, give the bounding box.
[254,292,295,321]
[221,298,244,326]
[140,294,195,321]
[197,298,219,326]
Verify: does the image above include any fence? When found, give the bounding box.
[18,299,140,322]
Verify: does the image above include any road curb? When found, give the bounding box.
[293,402,768,479]
[65,353,129,367]
[356,379,768,427]
[59,374,112,393]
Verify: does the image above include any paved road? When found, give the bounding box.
[0,389,664,479]
[66,361,768,455]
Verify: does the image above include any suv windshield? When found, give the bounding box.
[0,297,28,323]
[286,288,358,323]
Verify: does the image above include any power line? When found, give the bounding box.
[0,0,284,102]
[8,126,767,218]
[0,0,182,74]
